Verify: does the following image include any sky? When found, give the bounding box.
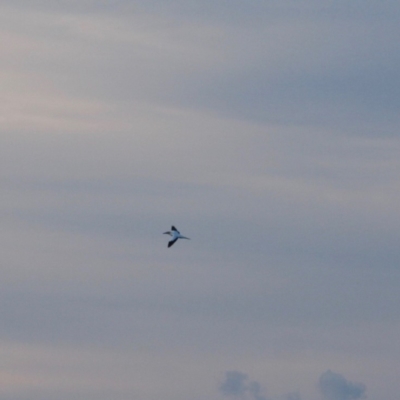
[0,1,400,399]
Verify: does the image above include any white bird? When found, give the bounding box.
[163,226,190,248]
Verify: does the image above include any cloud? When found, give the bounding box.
[220,370,367,400]
[1,2,400,400]
[219,371,249,398]
[219,371,266,400]
[318,370,366,400]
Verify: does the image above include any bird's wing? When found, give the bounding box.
[171,226,179,233]
[168,238,178,248]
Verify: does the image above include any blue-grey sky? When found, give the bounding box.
[1,1,399,399]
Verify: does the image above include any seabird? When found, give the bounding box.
[163,225,190,248]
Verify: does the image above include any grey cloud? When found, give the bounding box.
[248,381,267,400]
[220,370,367,400]
[3,1,399,133]
[179,21,400,131]
[318,371,366,400]
[219,371,266,400]
[219,371,302,400]
[125,2,400,132]
[120,1,400,22]
[0,0,135,14]
[219,371,249,397]
[1,1,400,400]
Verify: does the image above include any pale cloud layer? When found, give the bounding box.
[1,1,399,400]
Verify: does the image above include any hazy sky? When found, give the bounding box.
[1,1,400,399]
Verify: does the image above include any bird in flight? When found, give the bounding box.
[163,226,190,248]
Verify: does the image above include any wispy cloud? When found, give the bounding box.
[1,1,399,400]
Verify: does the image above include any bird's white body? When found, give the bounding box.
[163,226,190,248]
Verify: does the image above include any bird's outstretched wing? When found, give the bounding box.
[168,238,178,248]
[171,226,179,233]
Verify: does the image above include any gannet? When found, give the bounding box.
[163,226,190,248]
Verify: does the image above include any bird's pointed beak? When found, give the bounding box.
[163,232,170,235]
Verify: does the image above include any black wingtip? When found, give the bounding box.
[168,238,177,248]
